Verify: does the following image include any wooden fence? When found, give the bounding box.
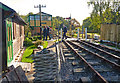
[100,24,120,42]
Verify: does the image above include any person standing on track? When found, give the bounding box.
[46,25,51,40]
[43,26,47,41]
[62,25,67,39]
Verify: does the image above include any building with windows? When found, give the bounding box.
[0,2,26,71]
[28,12,52,35]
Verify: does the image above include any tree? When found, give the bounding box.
[82,15,100,33]
[52,16,70,30]
[19,12,34,37]
[85,0,120,34]
[88,0,120,24]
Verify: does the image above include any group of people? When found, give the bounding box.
[43,24,67,41]
[43,25,52,41]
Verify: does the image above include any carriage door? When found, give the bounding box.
[6,19,13,64]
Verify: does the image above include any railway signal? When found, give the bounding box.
[34,4,46,40]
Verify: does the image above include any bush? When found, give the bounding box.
[73,34,77,38]
[32,36,38,41]
[28,32,31,38]
[24,37,33,46]
[34,40,44,48]
[29,37,32,40]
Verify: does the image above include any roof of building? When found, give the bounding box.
[30,12,52,16]
[0,2,26,25]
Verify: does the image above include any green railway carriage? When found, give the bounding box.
[0,2,26,71]
[28,12,52,35]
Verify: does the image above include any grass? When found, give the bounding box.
[43,41,48,48]
[21,41,48,63]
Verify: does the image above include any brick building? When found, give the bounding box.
[0,2,26,71]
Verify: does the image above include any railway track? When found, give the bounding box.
[81,40,120,57]
[61,40,120,82]
[61,40,107,82]
[72,40,120,66]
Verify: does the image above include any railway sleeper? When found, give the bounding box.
[80,77,91,83]
[88,62,100,66]
[64,53,73,57]
[72,61,80,66]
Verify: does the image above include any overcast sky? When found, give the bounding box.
[0,0,92,25]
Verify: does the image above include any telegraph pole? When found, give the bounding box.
[34,4,46,40]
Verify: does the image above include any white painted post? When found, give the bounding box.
[61,28,62,42]
[85,28,87,41]
[77,28,79,40]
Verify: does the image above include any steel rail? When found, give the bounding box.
[81,40,120,56]
[68,40,120,71]
[63,40,108,83]
[76,40,120,65]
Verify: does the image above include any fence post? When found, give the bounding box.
[77,28,79,40]
[85,28,87,41]
[61,28,62,42]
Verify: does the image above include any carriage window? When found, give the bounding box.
[48,16,52,21]
[30,16,34,20]
[42,15,47,21]
[35,15,40,20]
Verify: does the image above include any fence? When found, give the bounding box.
[100,24,120,43]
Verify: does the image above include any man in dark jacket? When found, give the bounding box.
[63,25,67,39]
[43,26,47,41]
[46,26,51,40]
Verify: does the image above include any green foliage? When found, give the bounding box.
[22,40,48,63]
[84,0,120,33]
[43,41,48,48]
[73,34,77,38]
[87,0,120,24]
[20,12,34,37]
[52,16,70,30]
[83,17,92,29]
[24,37,33,46]
[82,16,100,33]
[32,36,38,41]
[21,45,36,63]
[28,32,31,38]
